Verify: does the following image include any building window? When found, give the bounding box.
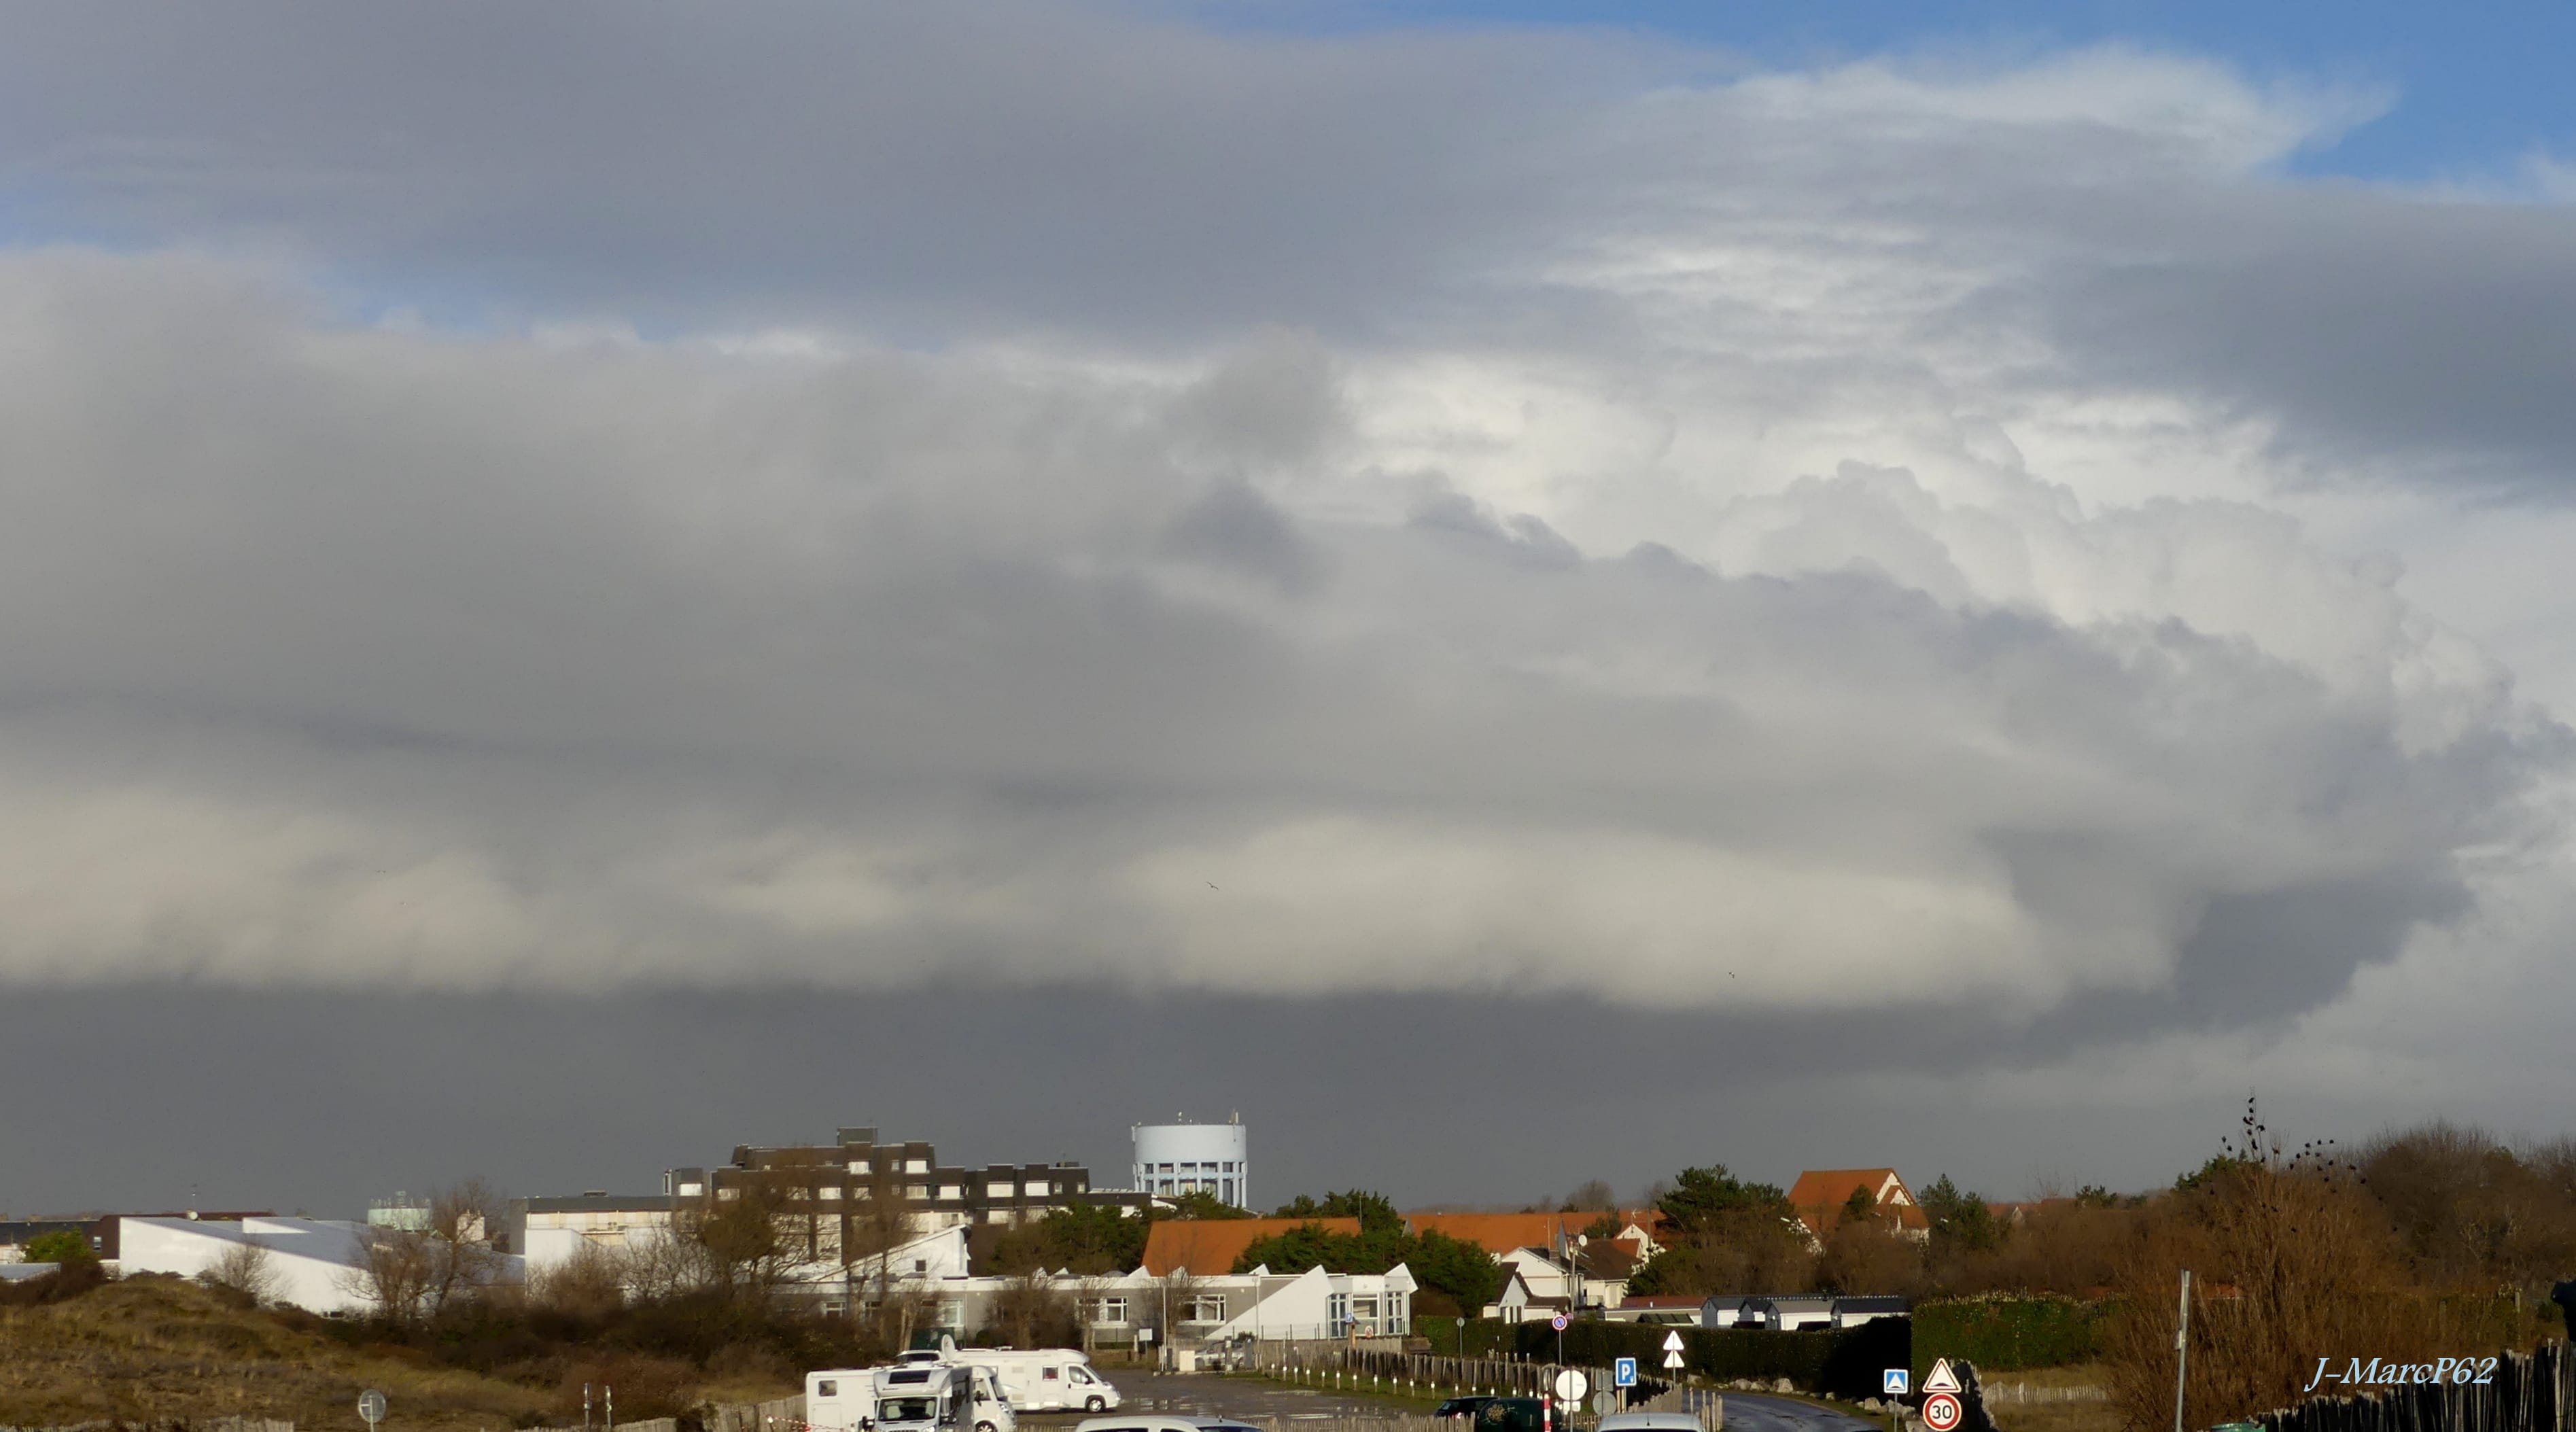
[820,1186,843,1200]
[906,1158,929,1174]
[1183,1295,1228,1323]
[1022,1182,1045,1198]
[938,1185,962,1200]
[676,1181,704,1197]
[1083,1297,1130,1325]
[849,1161,870,1175]
[907,1184,930,1200]
[987,1182,1014,1198]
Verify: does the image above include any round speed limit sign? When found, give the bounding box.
[1922,1392,1963,1432]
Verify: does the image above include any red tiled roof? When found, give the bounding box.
[1788,1169,1930,1232]
[1405,1211,1656,1255]
[1141,1217,1361,1276]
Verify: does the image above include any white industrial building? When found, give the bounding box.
[116,1215,521,1316]
[1131,1115,1249,1209]
[896,1261,1413,1346]
[517,1198,973,1314]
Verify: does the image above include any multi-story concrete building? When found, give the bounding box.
[667,1124,1141,1236]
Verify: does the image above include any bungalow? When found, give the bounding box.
[1406,1211,1664,1261]
[1702,1293,1911,1329]
[1467,1233,1646,1316]
[1609,1294,1705,1325]
[1484,1264,1571,1323]
[1786,1170,1930,1246]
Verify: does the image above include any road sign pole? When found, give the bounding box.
[2172,1270,2192,1432]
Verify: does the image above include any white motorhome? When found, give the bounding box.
[805,1364,1018,1432]
[967,1350,1122,1413]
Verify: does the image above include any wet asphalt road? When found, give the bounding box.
[1715,1394,1881,1432]
[1028,1373,1413,1420]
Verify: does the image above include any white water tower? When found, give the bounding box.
[1131,1112,1249,1210]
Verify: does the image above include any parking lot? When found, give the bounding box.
[1016,1372,1428,1423]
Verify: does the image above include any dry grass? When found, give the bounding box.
[1981,1364,2119,1432]
[0,1276,550,1431]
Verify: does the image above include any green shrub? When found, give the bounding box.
[1913,1296,2106,1374]
[1510,1315,1910,1400]
[23,1230,96,1265]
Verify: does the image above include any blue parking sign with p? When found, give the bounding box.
[1884,1369,1911,1397]
[1614,1358,1637,1388]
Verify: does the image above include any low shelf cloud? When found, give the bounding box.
[5,0,2576,1202]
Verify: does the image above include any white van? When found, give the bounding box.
[805,1364,1019,1432]
[970,1350,1123,1413]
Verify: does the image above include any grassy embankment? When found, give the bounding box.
[0,1276,795,1431]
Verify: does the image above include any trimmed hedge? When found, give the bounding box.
[1510,1315,1910,1401]
[1911,1297,2106,1374]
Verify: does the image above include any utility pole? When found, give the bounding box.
[2171,1270,2192,1432]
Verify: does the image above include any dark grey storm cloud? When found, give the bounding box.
[0,983,2502,1219]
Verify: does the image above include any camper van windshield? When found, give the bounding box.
[879,1398,939,1422]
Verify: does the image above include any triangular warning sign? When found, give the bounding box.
[1923,1360,1962,1395]
[1663,1331,1686,1351]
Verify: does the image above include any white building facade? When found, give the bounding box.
[116,1215,527,1316]
[1131,1117,1249,1210]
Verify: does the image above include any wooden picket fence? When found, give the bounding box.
[2255,1342,2575,1432]
[703,1397,809,1432]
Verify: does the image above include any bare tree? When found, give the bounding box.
[425,1176,509,1310]
[342,1177,510,1322]
[990,1271,1079,1348]
[528,1238,627,1317]
[1559,1180,1618,1212]
[201,1238,280,1304]
[616,1223,720,1302]
[345,1225,436,1323]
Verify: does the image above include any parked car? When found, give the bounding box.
[1598,1415,1706,1432]
[1469,1398,1550,1432]
[1073,1416,1259,1432]
[1436,1399,1502,1421]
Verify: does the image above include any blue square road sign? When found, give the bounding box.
[1883,1369,1911,1397]
[1614,1358,1637,1389]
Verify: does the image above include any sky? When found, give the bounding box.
[3,0,2575,1220]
